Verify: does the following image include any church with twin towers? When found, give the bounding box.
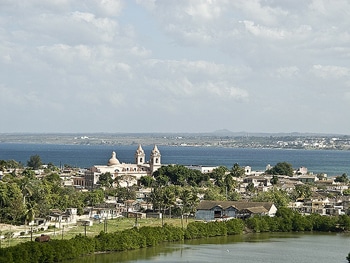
[81,145,162,189]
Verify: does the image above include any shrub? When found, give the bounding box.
[226,219,244,235]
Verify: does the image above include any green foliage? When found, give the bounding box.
[184,219,244,239]
[266,162,293,176]
[245,208,350,233]
[0,159,22,171]
[253,188,290,208]
[230,163,245,177]
[292,184,312,200]
[309,213,339,232]
[203,187,226,201]
[153,165,209,187]
[27,155,42,170]
[1,213,349,263]
[246,216,269,232]
[334,173,349,183]
[347,252,350,263]
[270,175,278,185]
[139,176,155,187]
[97,172,114,188]
[0,182,26,224]
[226,219,244,235]
[178,187,199,214]
[210,166,228,187]
[184,221,226,239]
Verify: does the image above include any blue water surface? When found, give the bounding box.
[0,143,349,176]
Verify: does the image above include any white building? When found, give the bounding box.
[185,165,218,174]
[84,145,161,189]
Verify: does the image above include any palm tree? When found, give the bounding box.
[19,178,35,206]
[25,202,37,225]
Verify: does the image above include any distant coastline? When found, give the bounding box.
[0,132,350,150]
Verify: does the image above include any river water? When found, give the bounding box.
[65,233,350,263]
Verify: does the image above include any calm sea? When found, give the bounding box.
[0,143,349,176]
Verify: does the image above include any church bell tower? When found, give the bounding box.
[135,144,145,165]
[150,145,161,173]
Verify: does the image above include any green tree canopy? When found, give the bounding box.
[334,173,349,183]
[209,166,228,187]
[98,172,114,188]
[139,175,155,187]
[230,163,245,177]
[292,184,312,200]
[266,162,294,176]
[253,188,291,208]
[153,165,208,187]
[27,155,42,170]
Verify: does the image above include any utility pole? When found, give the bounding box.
[135,213,138,228]
[104,217,107,233]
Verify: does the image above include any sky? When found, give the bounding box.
[1,0,350,134]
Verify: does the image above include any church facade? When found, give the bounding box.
[83,145,161,189]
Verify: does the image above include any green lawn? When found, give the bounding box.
[1,217,194,248]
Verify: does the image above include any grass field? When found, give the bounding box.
[0,217,194,248]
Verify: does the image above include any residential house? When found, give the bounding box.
[195,200,277,221]
[298,175,318,184]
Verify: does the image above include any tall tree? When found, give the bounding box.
[231,163,245,177]
[179,187,199,214]
[98,172,114,188]
[27,155,42,170]
[210,166,228,187]
[7,182,26,224]
[253,188,290,208]
[139,175,155,187]
[266,162,294,176]
[335,173,349,183]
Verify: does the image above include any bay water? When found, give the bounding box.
[0,143,350,176]
[64,233,350,263]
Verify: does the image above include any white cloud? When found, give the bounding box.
[185,1,223,20]
[241,20,288,39]
[206,82,249,102]
[275,66,300,78]
[1,0,350,133]
[311,65,350,79]
[95,0,123,17]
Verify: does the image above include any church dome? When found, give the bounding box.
[108,151,120,166]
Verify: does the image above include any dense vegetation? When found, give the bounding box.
[1,156,350,262]
[0,209,349,263]
[0,159,255,225]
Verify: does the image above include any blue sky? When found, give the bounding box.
[1,0,350,134]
